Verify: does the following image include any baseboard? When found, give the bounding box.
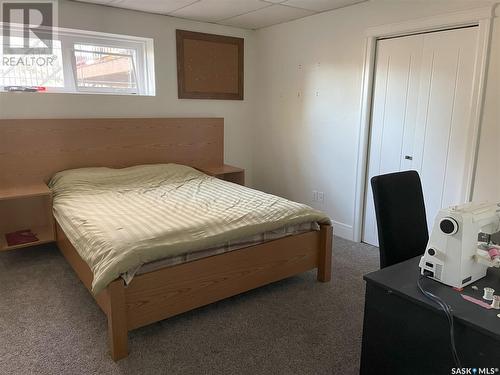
[332,221,353,241]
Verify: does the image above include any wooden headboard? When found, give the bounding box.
[0,118,224,187]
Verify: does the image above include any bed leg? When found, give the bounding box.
[317,224,333,282]
[107,279,128,361]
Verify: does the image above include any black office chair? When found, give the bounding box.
[371,170,429,268]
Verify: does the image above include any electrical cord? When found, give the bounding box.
[417,274,462,368]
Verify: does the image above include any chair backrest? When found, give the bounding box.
[371,170,429,268]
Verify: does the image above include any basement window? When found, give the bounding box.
[0,25,155,96]
[73,44,138,93]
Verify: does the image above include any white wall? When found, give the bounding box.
[0,0,258,185]
[254,0,500,239]
[1,0,498,241]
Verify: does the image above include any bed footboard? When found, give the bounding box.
[318,224,333,282]
[56,223,333,361]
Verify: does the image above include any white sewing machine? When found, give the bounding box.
[419,202,500,288]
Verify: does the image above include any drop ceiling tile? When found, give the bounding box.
[171,0,271,22]
[220,4,314,29]
[283,0,367,12]
[74,0,367,28]
[97,0,200,14]
[75,0,113,4]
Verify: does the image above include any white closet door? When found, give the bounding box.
[362,26,479,247]
[362,34,423,247]
[412,27,479,228]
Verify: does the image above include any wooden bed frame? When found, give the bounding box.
[0,118,333,361]
[57,222,332,360]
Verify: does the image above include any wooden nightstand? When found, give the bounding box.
[197,164,245,186]
[0,183,55,251]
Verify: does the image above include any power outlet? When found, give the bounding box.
[317,191,325,203]
[312,190,325,205]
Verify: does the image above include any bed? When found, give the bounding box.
[0,118,333,360]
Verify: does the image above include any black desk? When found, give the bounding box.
[360,257,500,375]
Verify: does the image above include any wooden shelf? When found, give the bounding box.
[197,164,244,176]
[0,183,51,201]
[0,225,55,251]
[0,182,55,251]
[196,164,245,185]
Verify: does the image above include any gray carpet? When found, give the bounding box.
[0,237,378,375]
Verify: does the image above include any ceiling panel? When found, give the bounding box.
[73,0,368,29]
[171,0,271,22]
[219,4,314,29]
[104,0,199,14]
[283,0,367,12]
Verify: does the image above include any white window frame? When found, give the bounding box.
[0,23,156,96]
[71,44,139,95]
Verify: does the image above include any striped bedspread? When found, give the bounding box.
[49,164,331,294]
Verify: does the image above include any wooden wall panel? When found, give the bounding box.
[183,40,239,93]
[177,30,244,100]
[0,118,224,186]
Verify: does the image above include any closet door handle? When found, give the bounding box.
[405,155,413,160]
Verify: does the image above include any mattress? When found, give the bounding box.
[50,164,331,294]
[123,221,319,284]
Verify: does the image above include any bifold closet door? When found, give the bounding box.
[362,26,479,247]
[411,27,479,230]
[362,34,424,247]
